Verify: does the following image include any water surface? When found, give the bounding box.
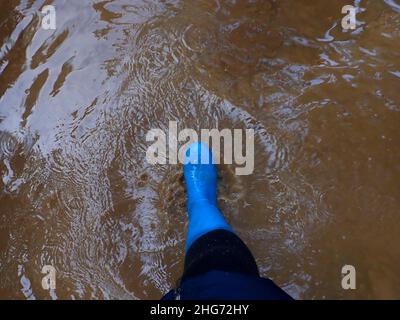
[0,0,400,299]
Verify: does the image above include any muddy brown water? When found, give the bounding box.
[1,0,400,299]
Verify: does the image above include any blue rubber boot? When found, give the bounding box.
[184,142,234,252]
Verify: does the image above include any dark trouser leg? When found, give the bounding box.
[182,229,259,280]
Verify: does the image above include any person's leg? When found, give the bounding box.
[184,142,233,251]
[183,142,259,277]
[162,142,292,300]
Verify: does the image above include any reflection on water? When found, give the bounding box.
[0,0,399,299]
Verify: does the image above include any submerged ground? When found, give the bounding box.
[0,0,399,299]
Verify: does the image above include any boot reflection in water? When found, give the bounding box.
[162,142,293,300]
